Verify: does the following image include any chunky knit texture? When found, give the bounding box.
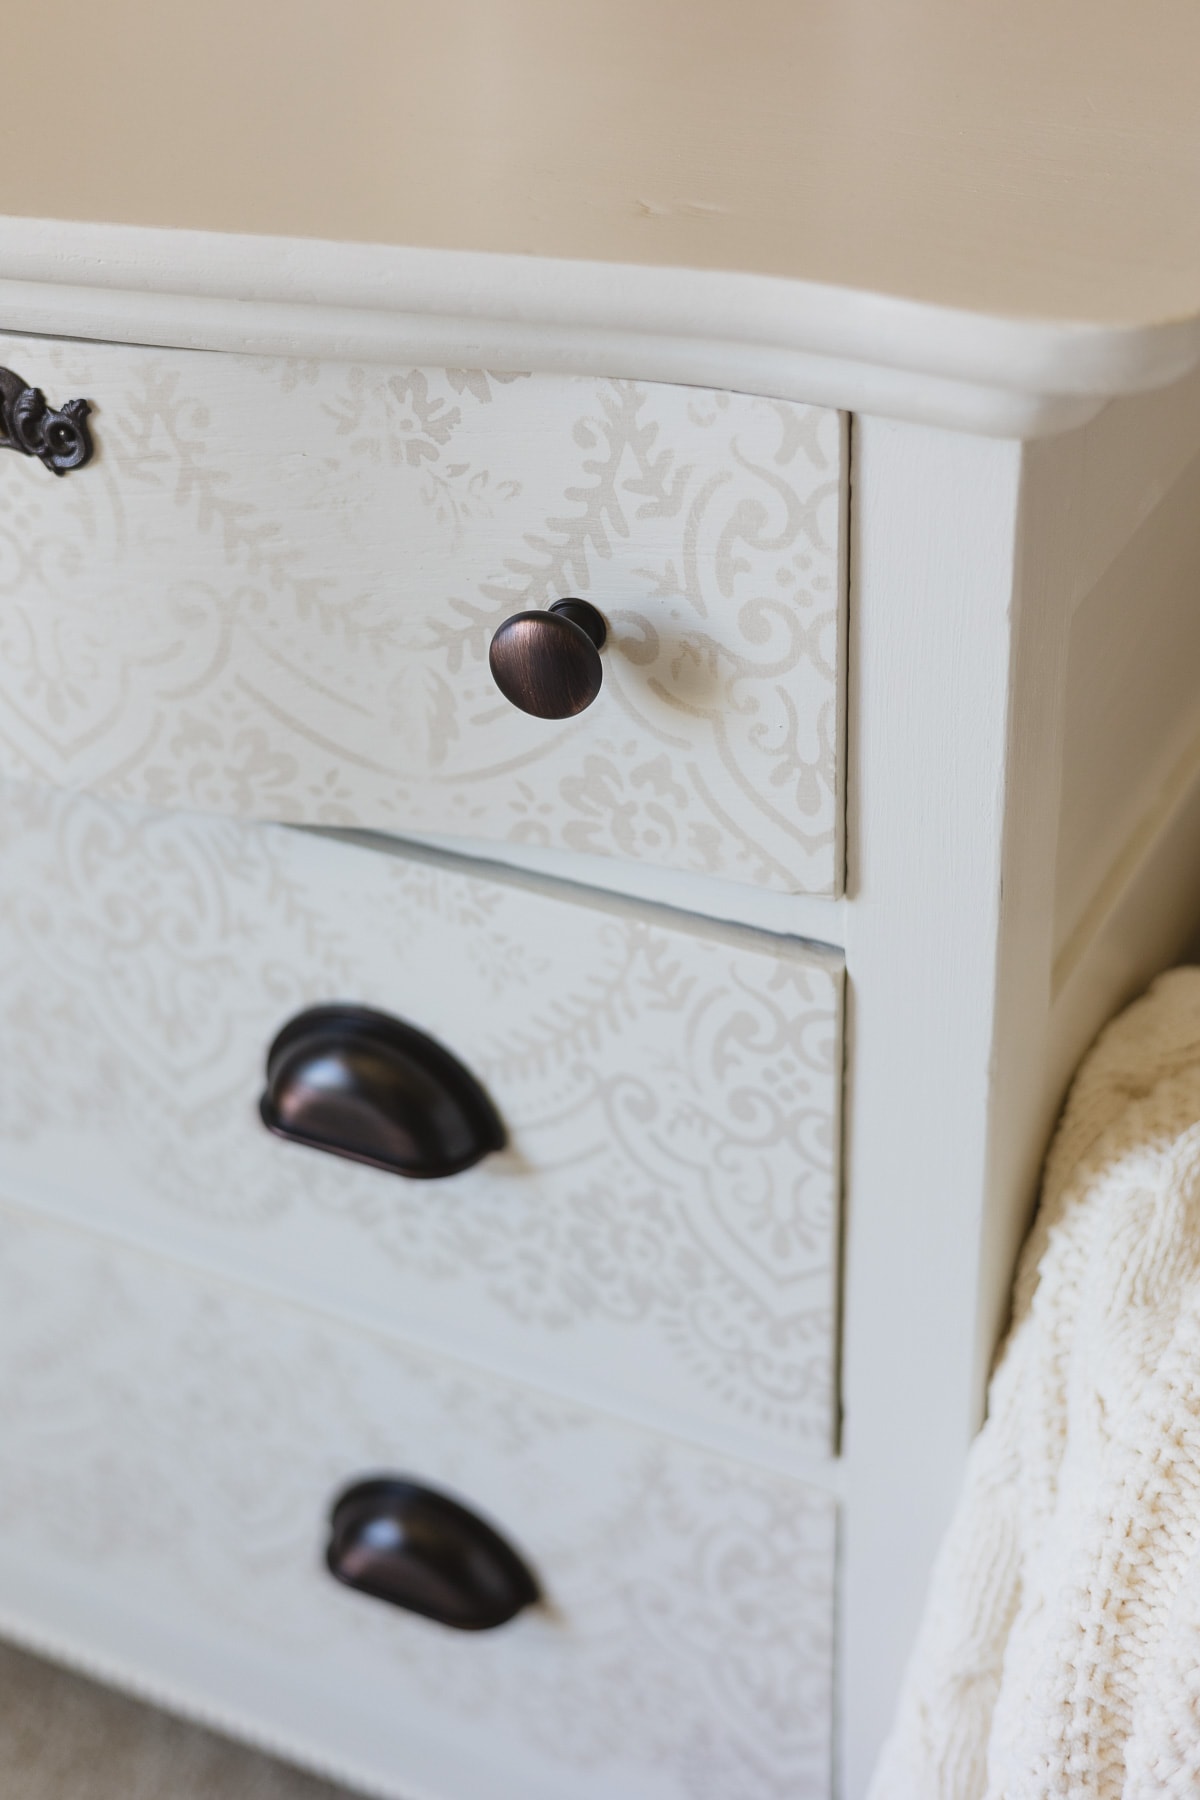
[870,967,1200,1799]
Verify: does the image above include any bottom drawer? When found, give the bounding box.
[0,1200,835,1800]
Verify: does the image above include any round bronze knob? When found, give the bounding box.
[489,598,607,720]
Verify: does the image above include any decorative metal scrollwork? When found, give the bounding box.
[0,365,93,475]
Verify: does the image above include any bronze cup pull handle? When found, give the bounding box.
[489,598,607,720]
[259,1003,505,1180]
[326,1477,539,1630]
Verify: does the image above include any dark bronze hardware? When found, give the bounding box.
[326,1477,539,1630]
[0,366,93,475]
[489,598,607,719]
[259,1003,504,1179]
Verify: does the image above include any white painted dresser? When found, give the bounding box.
[1,3,1200,1795]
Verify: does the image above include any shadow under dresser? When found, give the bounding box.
[2,5,1200,1796]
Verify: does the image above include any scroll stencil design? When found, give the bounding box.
[0,335,843,893]
[0,1204,836,1797]
[0,780,842,1464]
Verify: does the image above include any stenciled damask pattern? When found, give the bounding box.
[0,1202,836,1799]
[0,780,842,1466]
[0,333,844,893]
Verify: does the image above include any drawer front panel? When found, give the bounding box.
[0,1202,836,1800]
[0,334,844,894]
[0,781,842,1468]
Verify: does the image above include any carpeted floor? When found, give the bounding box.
[0,1642,358,1798]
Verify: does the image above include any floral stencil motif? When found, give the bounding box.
[0,780,842,1466]
[0,336,843,892]
[0,1203,836,1798]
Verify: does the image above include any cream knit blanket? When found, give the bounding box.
[870,966,1200,1799]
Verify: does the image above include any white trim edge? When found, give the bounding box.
[1,218,1197,436]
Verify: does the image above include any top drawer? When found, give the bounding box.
[0,336,845,895]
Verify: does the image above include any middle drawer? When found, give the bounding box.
[0,780,842,1470]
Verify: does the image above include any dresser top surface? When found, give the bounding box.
[6,0,1200,334]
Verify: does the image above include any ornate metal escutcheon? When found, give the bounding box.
[0,365,94,474]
